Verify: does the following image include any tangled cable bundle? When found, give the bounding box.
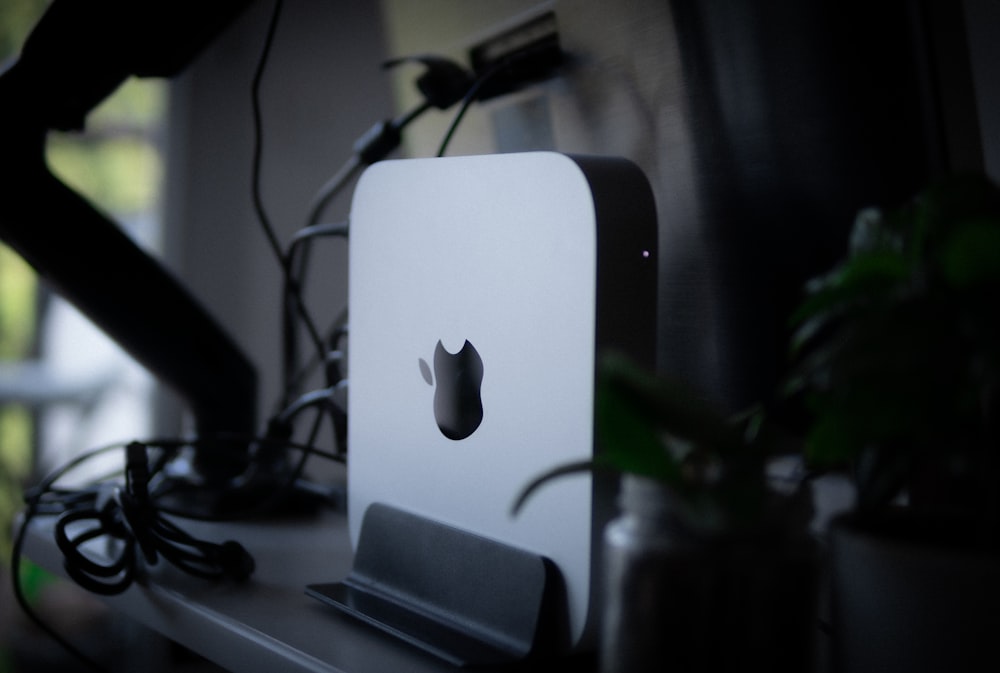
[37,442,255,596]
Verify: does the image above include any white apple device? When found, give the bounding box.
[343,151,657,654]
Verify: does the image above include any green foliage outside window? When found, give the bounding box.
[0,0,49,573]
[0,0,167,567]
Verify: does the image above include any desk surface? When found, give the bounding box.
[22,507,472,673]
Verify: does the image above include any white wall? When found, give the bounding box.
[379,0,1000,412]
[160,0,394,433]
[159,0,999,430]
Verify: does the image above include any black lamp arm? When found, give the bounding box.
[0,0,258,483]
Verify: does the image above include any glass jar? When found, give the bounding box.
[600,474,819,672]
[601,474,692,672]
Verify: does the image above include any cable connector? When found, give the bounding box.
[383,54,474,110]
[353,55,475,166]
[352,118,403,165]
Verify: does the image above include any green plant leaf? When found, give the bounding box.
[510,459,606,515]
[790,251,909,325]
[595,366,680,482]
[784,173,1000,524]
[597,351,744,457]
[511,351,788,532]
[940,220,1000,288]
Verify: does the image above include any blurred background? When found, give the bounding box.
[1,0,998,671]
[0,1,214,670]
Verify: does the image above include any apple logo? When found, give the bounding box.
[419,340,484,440]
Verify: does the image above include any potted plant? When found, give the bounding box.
[784,173,1000,672]
[513,351,819,673]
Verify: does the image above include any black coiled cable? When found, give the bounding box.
[51,441,254,596]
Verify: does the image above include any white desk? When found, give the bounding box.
[22,508,474,673]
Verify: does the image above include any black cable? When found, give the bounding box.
[437,82,483,157]
[278,54,473,410]
[148,433,345,522]
[278,224,350,448]
[276,386,338,425]
[281,55,465,399]
[249,0,328,394]
[11,413,348,669]
[437,43,561,157]
[27,442,256,598]
[301,98,433,229]
[296,392,338,465]
[10,444,123,673]
[269,382,348,463]
[10,440,184,669]
[279,220,350,407]
[281,110,404,399]
[9,2,372,665]
[303,156,362,230]
[250,0,288,266]
[283,305,349,417]
[12,431,344,594]
[291,220,350,246]
[12,508,110,673]
[9,431,348,670]
[280,99,437,402]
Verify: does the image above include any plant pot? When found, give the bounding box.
[828,511,1000,673]
[600,475,820,672]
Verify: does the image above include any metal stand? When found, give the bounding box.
[307,503,558,667]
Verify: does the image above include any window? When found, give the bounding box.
[1,0,168,558]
